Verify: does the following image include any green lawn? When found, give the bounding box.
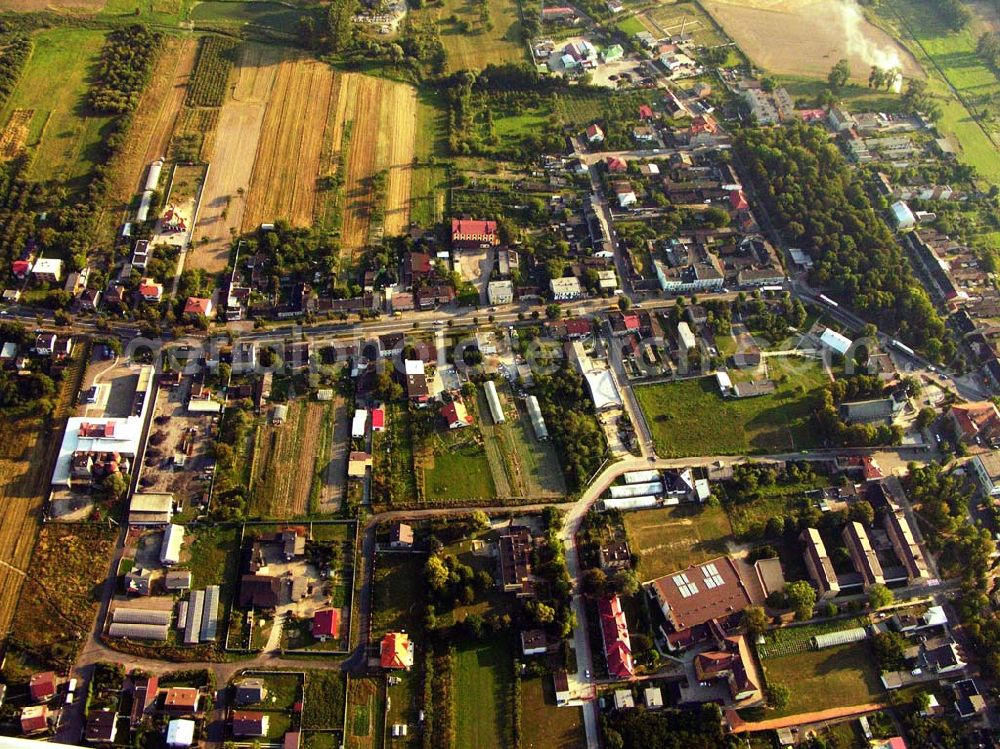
[186,525,240,590]
[102,0,190,23]
[454,638,515,749]
[761,643,886,718]
[635,358,827,457]
[421,428,496,501]
[521,676,584,749]
[372,552,425,636]
[414,0,528,72]
[616,15,646,35]
[509,404,567,496]
[724,474,829,539]
[410,89,449,227]
[493,109,550,138]
[623,504,732,581]
[189,1,313,31]
[0,28,114,188]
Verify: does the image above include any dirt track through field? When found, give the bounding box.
[242,56,335,230]
[143,37,198,165]
[189,43,280,273]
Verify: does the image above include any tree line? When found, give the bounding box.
[734,123,948,359]
[88,25,163,115]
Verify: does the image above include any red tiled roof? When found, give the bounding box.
[29,672,56,702]
[380,632,414,669]
[564,318,592,336]
[441,400,472,426]
[451,219,497,236]
[184,297,212,316]
[598,595,634,679]
[371,408,385,430]
[951,401,1000,440]
[729,190,749,211]
[638,104,654,119]
[312,608,340,639]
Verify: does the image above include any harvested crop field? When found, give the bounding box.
[0,109,32,159]
[107,36,197,203]
[243,56,336,229]
[700,0,921,80]
[0,0,103,10]
[335,75,417,253]
[189,42,280,272]
[249,400,328,517]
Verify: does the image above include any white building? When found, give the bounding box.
[550,277,583,300]
[526,395,548,440]
[677,322,696,352]
[488,280,514,305]
[483,380,505,424]
[819,328,853,356]
[159,524,184,566]
[32,257,63,283]
[891,201,916,230]
[166,719,196,749]
[584,369,623,410]
[972,452,1000,497]
[352,409,367,439]
[52,416,145,488]
[597,270,618,290]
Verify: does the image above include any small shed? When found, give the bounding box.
[272,404,288,425]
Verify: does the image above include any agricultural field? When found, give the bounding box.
[190,42,280,273]
[623,504,733,581]
[634,357,828,457]
[334,74,417,253]
[0,0,103,12]
[417,0,527,71]
[878,0,1000,183]
[699,0,920,80]
[410,90,449,227]
[476,385,566,499]
[249,400,331,518]
[106,36,198,204]
[8,524,116,672]
[187,36,239,108]
[190,0,308,32]
[761,643,886,718]
[0,28,112,187]
[521,676,585,749]
[345,675,385,749]
[243,55,336,229]
[454,637,515,749]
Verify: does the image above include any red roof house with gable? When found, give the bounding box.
[183,296,214,318]
[380,632,415,670]
[312,608,340,641]
[598,595,634,680]
[29,672,56,702]
[729,190,749,212]
[638,104,654,120]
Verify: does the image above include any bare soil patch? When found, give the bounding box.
[0,109,32,160]
[700,0,921,80]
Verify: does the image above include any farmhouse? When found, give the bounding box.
[163,688,200,714]
[586,123,605,143]
[598,594,634,680]
[183,297,214,319]
[390,522,414,548]
[232,711,269,737]
[380,632,415,669]
[29,672,56,702]
[693,634,762,705]
[451,218,499,249]
[404,359,429,405]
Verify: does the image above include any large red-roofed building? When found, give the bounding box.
[597,594,634,680]
[451,218,499,249]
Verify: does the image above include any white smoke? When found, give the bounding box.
[833,0,904,91]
